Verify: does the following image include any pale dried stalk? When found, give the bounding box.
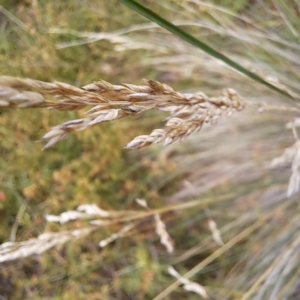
[49,28,166,52]
[253,233,300,300]
[99,224,135,248]
[0,76,244,149]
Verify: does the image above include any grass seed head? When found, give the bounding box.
[0,76,246,149]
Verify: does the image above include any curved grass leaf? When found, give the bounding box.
[120,0,297,102]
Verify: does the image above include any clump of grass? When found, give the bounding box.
[1,0,300,299]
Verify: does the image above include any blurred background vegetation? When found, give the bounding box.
[1,0,300,299]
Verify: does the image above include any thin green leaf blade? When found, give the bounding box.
[120,0,296,102]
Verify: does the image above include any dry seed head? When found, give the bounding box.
[154,214,174,253]
[1,76,245,149]
[168,266,208,298]
[0,228,93,263]
[287,143,300,197]
[135,198,148,208]
[46,203,111,224]
[135,199,174,254]
[0,86,47,108]
[89,109,125,125]
[270,142,298,168]
[208,219,224,246]
[41,119,90,150]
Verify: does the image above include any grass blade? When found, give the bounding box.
[120,0,297,102]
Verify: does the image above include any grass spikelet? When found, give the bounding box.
[271,120,300,197]
[167,266,208,298]
[207,219,224,246]
[136,199,174,253]
[287,142,300,197]
[270,142,298,168]
[154,214,174,254]
[45,204,111,224]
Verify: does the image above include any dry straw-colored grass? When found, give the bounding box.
[1,74,299,201]
[1,1,300,299]
[0,75,244,150]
